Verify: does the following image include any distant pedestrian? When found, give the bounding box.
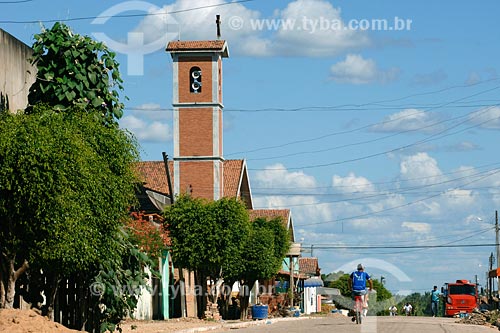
[389,305,397,316]
[404,303,412,316]
[431,285,441,317]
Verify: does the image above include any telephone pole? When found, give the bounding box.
[489,252,494,299]
[496,210,499,269]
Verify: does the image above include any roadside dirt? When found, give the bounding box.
[116,317,221,333]
[0,309,223,333]
[0,309,80,333]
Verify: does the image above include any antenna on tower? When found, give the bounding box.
[216,14,221,39]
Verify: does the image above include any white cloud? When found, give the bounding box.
[465,68,498,85]
[444,141,479,152]
[401,221,431,234]
[120,115,172,143]
[270,0,370,57]
[350,217,390,230]
[120,102,172,143]
[330,54,399,84]
[442,189,476,207]
[370,109,442,133]
[399,153,443,186]
[468,106,500,129]
[332,172,374,193]
[254,163,317,188]
[129,103,169,121]
[253,164,333,228]
[132,0,370,57]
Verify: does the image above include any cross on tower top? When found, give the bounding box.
[216,15,221,39]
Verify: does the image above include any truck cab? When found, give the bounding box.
[443,280,478,317]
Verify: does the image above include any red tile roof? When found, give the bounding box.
[134,159,243,197]
[166,40,228,57]
[223,159,244,198]
[134,161,173,196]
[249,209,294,241]
[249,209,290,225]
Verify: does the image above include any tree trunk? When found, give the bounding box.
[198,272,208,319]
[220,281,233,319]
[43,273,61,320]
[0,258,6,308]
[194,270,208,319]
[239,280,255,320]
[0,253,28,309]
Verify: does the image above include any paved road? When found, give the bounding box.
[212,316,497,333]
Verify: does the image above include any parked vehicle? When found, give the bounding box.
[442,280,478,317]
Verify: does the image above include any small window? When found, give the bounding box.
[190,66,202,93]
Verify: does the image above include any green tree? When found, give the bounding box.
[396,292,433,316]
[327,273,351,297]
[210,198,251,319]
[372,279,392,302]
[164,197,290,320]
[164,195,252,318]
[238,217,290,320]
[0,107,140,322]
[27,22,125,125]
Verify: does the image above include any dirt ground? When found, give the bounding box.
[0,309,81,333]
[0,309,225,333]
[116,317,222,333]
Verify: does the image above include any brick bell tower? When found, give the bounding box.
[166,39,229,200]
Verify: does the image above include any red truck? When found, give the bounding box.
[442,280,478,317]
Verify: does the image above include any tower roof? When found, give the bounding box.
[166,40,229,57]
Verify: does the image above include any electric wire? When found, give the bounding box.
[227,84,500,157]
[291,167,500,225]
[246,103,500,171]
[250,166,500,208]
[0,0,255,24]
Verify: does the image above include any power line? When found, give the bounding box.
[246,103,500,171]
[0,0,32,3]
[309,227,495,255]
[123,101,500,113]
[228,86,500,158]
[292,168,500,225]
[0,0,255,24]
[309,243,497,250]
[246,107,477,162]
[247,161,500,190]
[222,77,500,113]
[250,167,500,208]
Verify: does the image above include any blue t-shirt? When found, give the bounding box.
[431,289,440,302]
[350,271,371,291]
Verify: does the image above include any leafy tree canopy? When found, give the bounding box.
[0,105,139,275]
[210,197,251,282]
[27,22,125,125]
[164,196,252,278]
[240,217,287,283]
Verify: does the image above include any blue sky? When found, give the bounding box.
[3,0,500,296]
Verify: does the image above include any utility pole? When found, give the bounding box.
[496,210,499,269]
[289,255,294,307]
[489,252,495,300]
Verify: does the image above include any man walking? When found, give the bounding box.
[431,285,441,317]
